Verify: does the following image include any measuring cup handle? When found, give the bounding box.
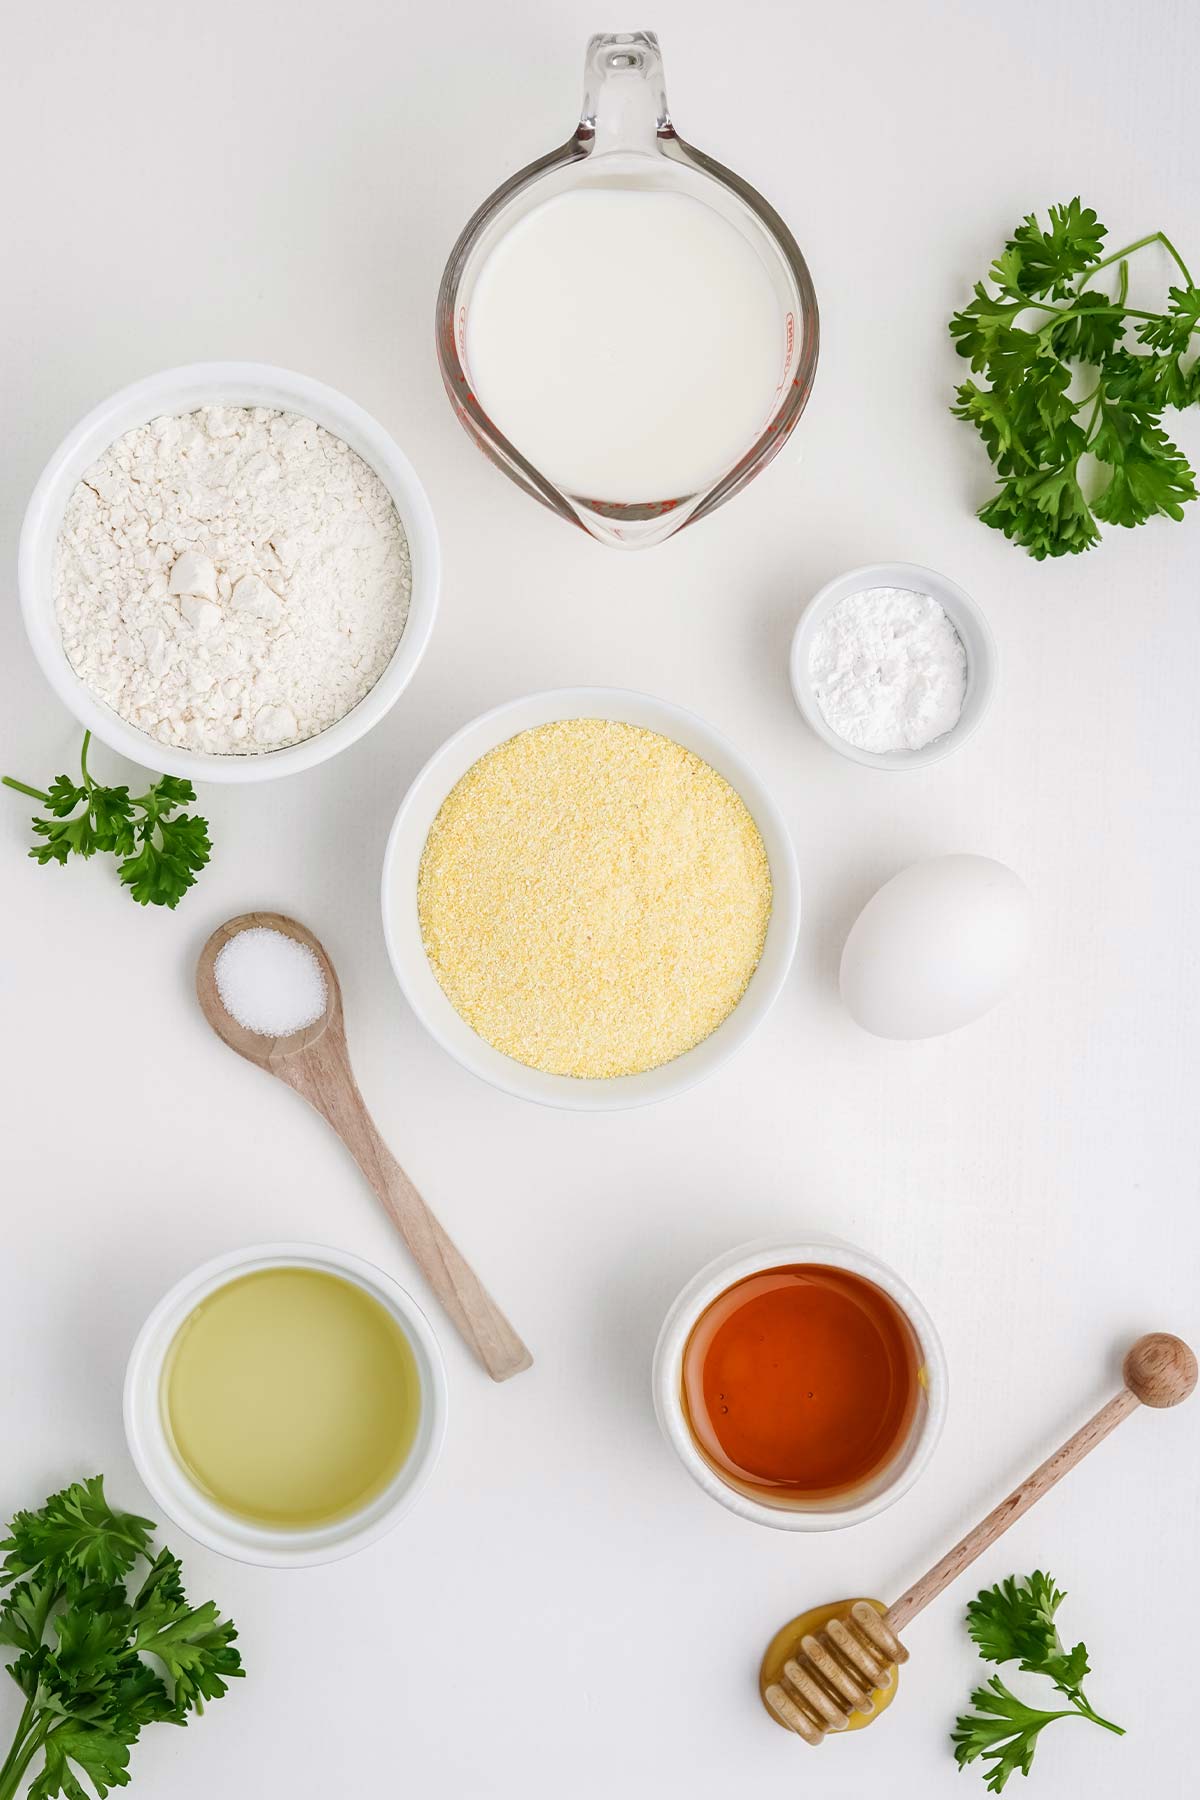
[578,30,673,155]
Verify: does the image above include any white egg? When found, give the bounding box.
[839,854,1031,1040]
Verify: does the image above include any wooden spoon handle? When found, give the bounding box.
[282,1040,532,1382]
[348,1110,532,1383]
[885,1387,1137,1634]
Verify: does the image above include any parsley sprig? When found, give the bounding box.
[2,733,211,908]
[0,1477,241,1800]
[953,1572,1122,1793]
[950,199,1200,557]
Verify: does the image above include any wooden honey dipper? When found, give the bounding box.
[763,1332,1197,1743]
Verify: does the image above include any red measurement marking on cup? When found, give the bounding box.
[771,312,797,405]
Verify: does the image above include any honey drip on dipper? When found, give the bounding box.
[760,1333,1196,1744]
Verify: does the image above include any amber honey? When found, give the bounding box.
[758,1598,899,1730]
[681,1264,920,1502]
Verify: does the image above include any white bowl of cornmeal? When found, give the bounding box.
[381,688,801,1111]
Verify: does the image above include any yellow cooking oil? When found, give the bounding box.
[759,1599,899,1732]
[162,1267,420,1528]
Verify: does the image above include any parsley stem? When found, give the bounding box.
[1086,231,1166,278]
[1072,1698,1125,1736]
[1084,229,1195,288]
[4,730,97,804]
[1158,231,1195,288]
[1012,288,1163,330]
[0,776,51,803]
[0,1712,51,1800]
[1082,391,1105,450]
[0,1704,33,1791]
[1030,301,1163,324]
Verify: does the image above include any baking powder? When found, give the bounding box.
[809,586,966,753]
[55,406,411,753]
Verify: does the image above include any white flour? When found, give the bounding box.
[55,406,411,753]
[809,586,966,753]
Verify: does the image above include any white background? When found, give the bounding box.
[2,2,1198,1796]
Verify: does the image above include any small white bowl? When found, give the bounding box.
[381,687,801,1112]
[789,561,997,770]
[652,1236,947,1531]
[19,363,440,783]
[124,1242,448,1568]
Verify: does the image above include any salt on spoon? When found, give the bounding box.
[195,912,532,1382]
[214,925,327,1037]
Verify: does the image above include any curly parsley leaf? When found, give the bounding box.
[131,1552,241,1717]
[1043,290,1125,364]
[1,1480,154,1589]
[950,201,1200,556]
[1090,400,1196,526]
[28,1721,137,1800]
[966,1572,1065,1668]
[42,777,88,819]
[87,789,137,857]
[128,1552,186,1618]
[954,1573,1123,1793]
[1007,199,1107,299]
[1136,284,1200,352]
[0,1578,59,1658]
[30,811,97,866]
[953,1676,1073,1794]
[1102,343,1199,411]
[978,467,1100,560]
[1,1479,241,1800]
[132,1607,240,1717]
[117,806,211,910]
[2,736,211,909]
[949,288,1032,370]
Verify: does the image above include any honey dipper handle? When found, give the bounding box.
[885,1387,1139,1635]
[281,1033,533,1382]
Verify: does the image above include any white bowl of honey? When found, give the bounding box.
[652,1238,947,1531]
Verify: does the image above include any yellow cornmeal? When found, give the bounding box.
[417,719,772,1078]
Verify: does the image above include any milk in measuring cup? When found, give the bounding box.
[464,187,787,504]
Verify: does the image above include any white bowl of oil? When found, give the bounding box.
[124,1242,448,1567]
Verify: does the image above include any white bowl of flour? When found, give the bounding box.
[789,562,997,770]
[19,363,440,782]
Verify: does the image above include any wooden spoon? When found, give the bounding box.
[196,911,532,1383]
[763,1331,1197,1742]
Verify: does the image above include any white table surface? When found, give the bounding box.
[2,2,1198,1795]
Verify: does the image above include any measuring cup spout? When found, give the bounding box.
[578,30,672,155]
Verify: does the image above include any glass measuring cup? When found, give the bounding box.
[435,31,819,550]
